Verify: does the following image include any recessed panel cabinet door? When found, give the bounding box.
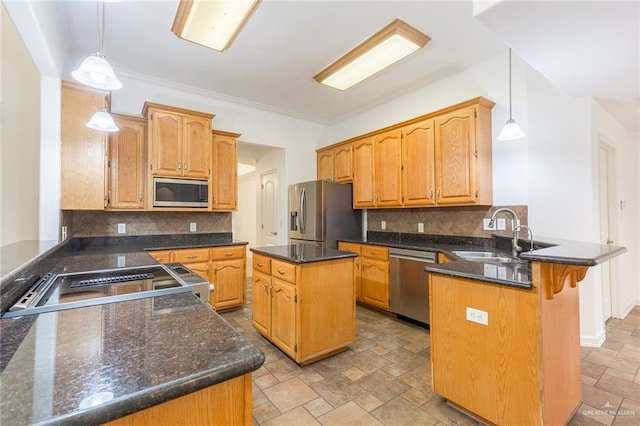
[211,132,238,210]
[374,129,402,207]
[361,258,389,310]
[271,278,297,358]
[108,115,146,209]
[353,137,375,208]
[434,106,477,204]
[150,111,182,176]
[183,116,211,178]
[402,120,436,206]
[333,144,353,182]
[317,149,333,181]
[252,272,272,337]
[212,259,245,309]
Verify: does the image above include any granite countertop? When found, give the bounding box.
[251,243,357,264]
[341,232,626,289]
[0,233,262,424]
[0,293,264,425]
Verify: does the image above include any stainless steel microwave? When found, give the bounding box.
[153,177,208,208]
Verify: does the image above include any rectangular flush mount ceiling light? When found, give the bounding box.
[172,0,261,52]
[314,18,430,90]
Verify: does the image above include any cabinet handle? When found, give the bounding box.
[224,252,233,256]
[186,255,198,259]
[277,270,286,275]
[177,162,182,170]
[138,193,142,202]
[437,188,441,199]
[184,163,188,171]
[429,188,433,199]
[257,262,263,267]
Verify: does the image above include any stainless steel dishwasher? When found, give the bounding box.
[389,248,437,326]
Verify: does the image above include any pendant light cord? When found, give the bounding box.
[508,48,513,120]
[96,1,105,57]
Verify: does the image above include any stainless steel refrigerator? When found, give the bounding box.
[289,180,362,248]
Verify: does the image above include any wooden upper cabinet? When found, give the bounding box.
[143,102,214,179]
[317,149,333,180]
[107,114,146,209]
[211,130,239,211]
[61,81,108,210]
[402,119,436,206]
[434,106,477,205]
[374,129,402,207]
[316,143,352,182]
[352,137,375,208]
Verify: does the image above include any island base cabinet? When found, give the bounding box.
[251,254,355,365]
[105,374,252,426]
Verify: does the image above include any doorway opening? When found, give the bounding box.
[598,139,618,321]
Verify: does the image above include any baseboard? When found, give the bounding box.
[580,331,606,347]
[617,300,639,319]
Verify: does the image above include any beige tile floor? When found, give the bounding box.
[220,284,640,426]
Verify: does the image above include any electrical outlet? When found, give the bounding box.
[381,221,386,230]
[496,218,507,231]
[117,223,126,234]
[418,223,424,233]
[483,218,496,231]
[190,222,197,232]
[466,307,488,326]
[117,256,126,267]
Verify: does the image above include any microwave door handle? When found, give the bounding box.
[299,188,306,235]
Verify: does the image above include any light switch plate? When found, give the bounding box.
[190,222,197,232]
[381,221,386,230]
[418,223,424,233]
[496,218,507,231]
[117,223,126,234]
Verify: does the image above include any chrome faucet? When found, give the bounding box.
[515,224,534,253]
[488,207,521,257]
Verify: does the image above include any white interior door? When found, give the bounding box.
[261,170,279,246]
[598,143,615,321]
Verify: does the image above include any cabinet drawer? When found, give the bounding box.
[338,242,361,255]
[271,260,296,284]
[253,254,271,275]
[362,245,388,261]
[149,250,173,263]
[211,245,244,260]
[174,248,210,263]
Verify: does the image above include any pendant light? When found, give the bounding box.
[86,107,119,132]
[72,1,122,91]
[497,48,525,140]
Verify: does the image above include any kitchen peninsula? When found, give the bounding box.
[0,234,264,425]
[250,244,357,365]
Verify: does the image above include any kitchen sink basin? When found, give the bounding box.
[451,250,521,263]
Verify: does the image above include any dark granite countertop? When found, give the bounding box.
[251,243,357,264]
[0,293,264,425]
[340,232,626,289]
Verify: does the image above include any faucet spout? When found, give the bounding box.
[488,207,521,257]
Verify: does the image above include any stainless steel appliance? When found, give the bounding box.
[389,248,437,325]
[153,177,208,208]
[289,180,362,248]
[2,263,210,318]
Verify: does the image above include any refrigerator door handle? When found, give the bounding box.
[299,187,307,235]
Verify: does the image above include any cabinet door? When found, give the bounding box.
[185,261,209,282]
[148,250,173,263]
[333,144,353,182]
[317,149,333,181]
[252,272,272,336]
[374,129,402,207]
[361,258,389,310]
[182,116,211,179]
[353,137,375,208]
[212,259,245,309]
[338,242,362,302]
[108,115,146,209]
[61,82,107,210]
[271,278,297,358]
[211,133,237,210]
[434,106,477,205]
[149,111,182,176]
[402,120,436,206]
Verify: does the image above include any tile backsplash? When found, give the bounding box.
[64,211,232,238]
[367,205,528,238]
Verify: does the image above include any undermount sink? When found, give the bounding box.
[451,250,521,264]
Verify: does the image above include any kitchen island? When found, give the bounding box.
[0,234,264,425]
[250,244,357,365]
[424,239,626,426]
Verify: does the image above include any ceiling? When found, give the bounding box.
[55,0,638,130]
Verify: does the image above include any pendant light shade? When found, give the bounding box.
[497,48,525,141]
[72,1,122,91]
[86,107,119,132]
[72,54,122,90]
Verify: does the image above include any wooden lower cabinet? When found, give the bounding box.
[105,374,252,426]
[148,245,246,311]
[338,242,389,310]
[251,253,355,365]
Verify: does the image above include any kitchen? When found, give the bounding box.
[2,0,639,425]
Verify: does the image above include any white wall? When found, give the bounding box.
[234,171,258,274]
[1,4,41,245]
